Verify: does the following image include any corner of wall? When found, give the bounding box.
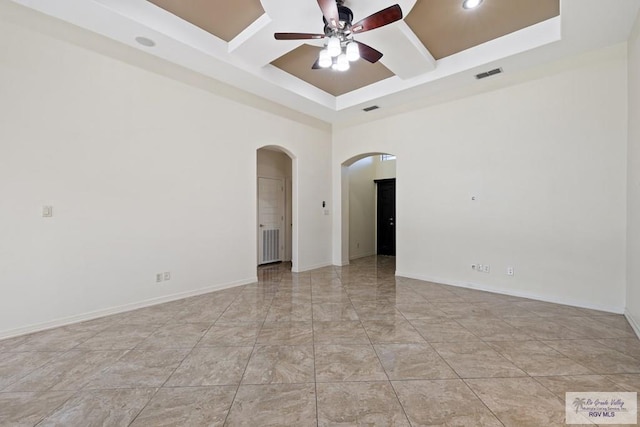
[626,9,640,338]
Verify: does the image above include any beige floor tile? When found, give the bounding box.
[217,300,271,322]
[374,343,458,380]
[3,327,97,352]
[409,319,480,343]
[597,338,640,360]
[2,256,637,426]
[0,351,63,390]
[169,304,226,324]
[5,349,126,392]
[113,305,176,325]
[486,340,593,376]
[435,302,496,317]
[605,373,640,391]
[130,386,236,426]
[226,383,316,426]
[77,324,161,350]
[166,346,252,386]
[551,316,637,339]
[466,377,567,427]
[543,339,640,374]
[395,302,450,319]
[362,319,426,344]
[352,302,402,320]
[432,341,527,378]
[315,344,387,382]
[312,302,359,321]
[86,349,189,389]
[256,321,313,345]
[317,381,409,426]
[242,345,314,384]
[271,292,312,305]
[393,379,502,426]
[0,391,74,426]
[198,322,262,347]
[514,301,596,317]
[534,375,628,399]
[135,323,210,350]
[503,317,587,339]
[265,303,312,322]
[313,321,370,344]
[455,316,533,341]
[38,388,156,427]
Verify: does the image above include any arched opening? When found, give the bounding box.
[340,152,397,266]
[256,146,297,272]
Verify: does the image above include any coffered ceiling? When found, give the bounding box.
[6,0,640,124]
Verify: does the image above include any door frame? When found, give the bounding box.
[257,176,286,265]
[256,146,298,271]
[336,152,397,266]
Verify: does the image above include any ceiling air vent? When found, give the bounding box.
[363,105,380,112]
[475,68,503,80]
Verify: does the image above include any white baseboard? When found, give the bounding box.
[0,276,257,340]
[625,311,640,339]
[395,271,625,314]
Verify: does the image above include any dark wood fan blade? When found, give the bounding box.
[274,32,325,40]
[355,41,383,63]
[351,4,402,34]
[317,0,340,29]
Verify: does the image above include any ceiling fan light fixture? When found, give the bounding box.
[462,0,483,9]
[318,49,332,68]
[346,42,360,62]
[327,36,342,57]
[336,53,350,71]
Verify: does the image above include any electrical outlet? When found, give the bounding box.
[156,273,163,283]
[483,265,490,273]
[507,267,514,276]
[163,272,171,281]
[477,264,483,272]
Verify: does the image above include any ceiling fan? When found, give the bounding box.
[274,0,403,71]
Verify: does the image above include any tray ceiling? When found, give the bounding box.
[147,0,265,42]
[6,0,640,124]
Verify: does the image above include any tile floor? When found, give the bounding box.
[0,256,639,426]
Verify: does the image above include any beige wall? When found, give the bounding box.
[348,157,376,260]
[374,156,397,180]
[0,4,332,338]
[333,44,628,313]
[627,11,640,334]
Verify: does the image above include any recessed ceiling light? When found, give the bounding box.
[135,36,156,47]
[462,0,483,10]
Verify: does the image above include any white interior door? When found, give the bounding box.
[258,177,284,265]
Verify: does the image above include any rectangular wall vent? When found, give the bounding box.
[262,229,280,264]
[363,105,380,112]
[475,68,503,80]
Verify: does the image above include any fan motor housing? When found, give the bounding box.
[323,5,354,35]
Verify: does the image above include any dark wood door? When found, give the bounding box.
[376,178,396,256]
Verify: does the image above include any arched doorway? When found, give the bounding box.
[339,152,397,265]
[256,146,297,271]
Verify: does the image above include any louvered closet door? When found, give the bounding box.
[258,177,284,265]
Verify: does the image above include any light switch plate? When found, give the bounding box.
[42,206,53,217]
